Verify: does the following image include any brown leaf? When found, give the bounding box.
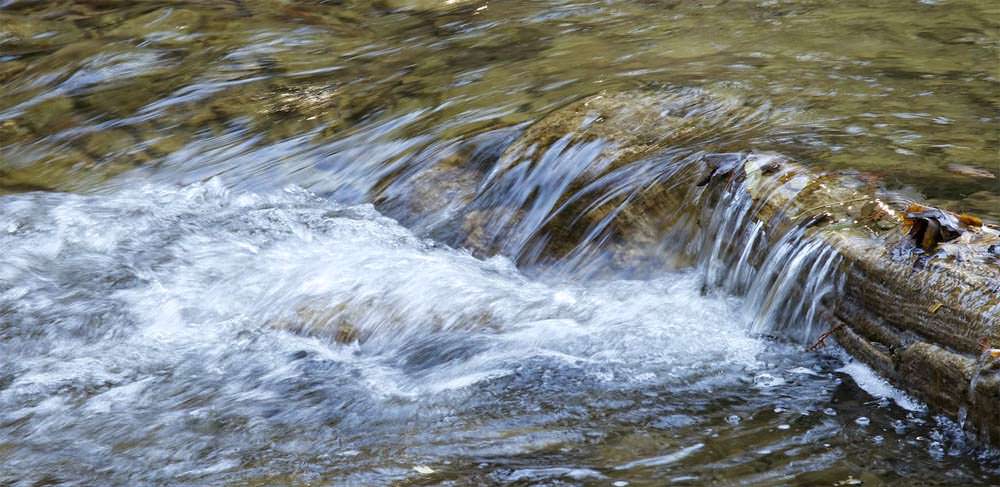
[904,205,963,251]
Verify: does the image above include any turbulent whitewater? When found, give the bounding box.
[0,181,994,485]
[0,181,752,482]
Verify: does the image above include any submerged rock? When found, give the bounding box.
[947,163,996,180]
[380,0,484,12]
[0,14,84,55]
[106,7,203,44]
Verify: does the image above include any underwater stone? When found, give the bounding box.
[106,8,203,44]
[381,0,483,12]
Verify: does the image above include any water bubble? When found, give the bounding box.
[778,424,790,430]
[823,408,837,416]
[726,415,742,425]
[552,290,577,305]
[613,482,629,487]
[752,373,785,388]
[928,441,945,460]
[855,416,870,427]
[786,366,820,376]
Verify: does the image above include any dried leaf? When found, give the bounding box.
[904,204,963,251]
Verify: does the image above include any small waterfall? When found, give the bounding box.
[963,348,999,432]
[690,173,845,343]
[476,135,613,261]
[434,143,846,344]
[339,90,846,344]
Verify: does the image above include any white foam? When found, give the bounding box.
[615,443,705,470]
[837,360,926,412]
[0,182,777,481]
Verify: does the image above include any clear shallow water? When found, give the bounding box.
[1,0,997,216]
[1,0,1000,485]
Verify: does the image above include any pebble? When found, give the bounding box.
[947,163,996,179]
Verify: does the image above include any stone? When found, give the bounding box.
[0,59,26,84]
[20,96,78,134]
[465,88,1000,440]
[0,14,83,55]
[0,148,96,192]
[947,163,996,179]
[83,129,137,158]
[265,87,1000,441]
[729,152,1000,442]
[106,8,203,45]
[381,0,484,13]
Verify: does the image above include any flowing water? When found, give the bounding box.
[2,1,1000,485]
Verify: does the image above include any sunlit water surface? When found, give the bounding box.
[1,0,999,485]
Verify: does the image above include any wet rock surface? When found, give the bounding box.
[442,89,793,269]
[436,88,1000,442]
[731,153,1000,442]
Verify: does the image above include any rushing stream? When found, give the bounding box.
[2,0,999,485]
[1,181,995,485]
